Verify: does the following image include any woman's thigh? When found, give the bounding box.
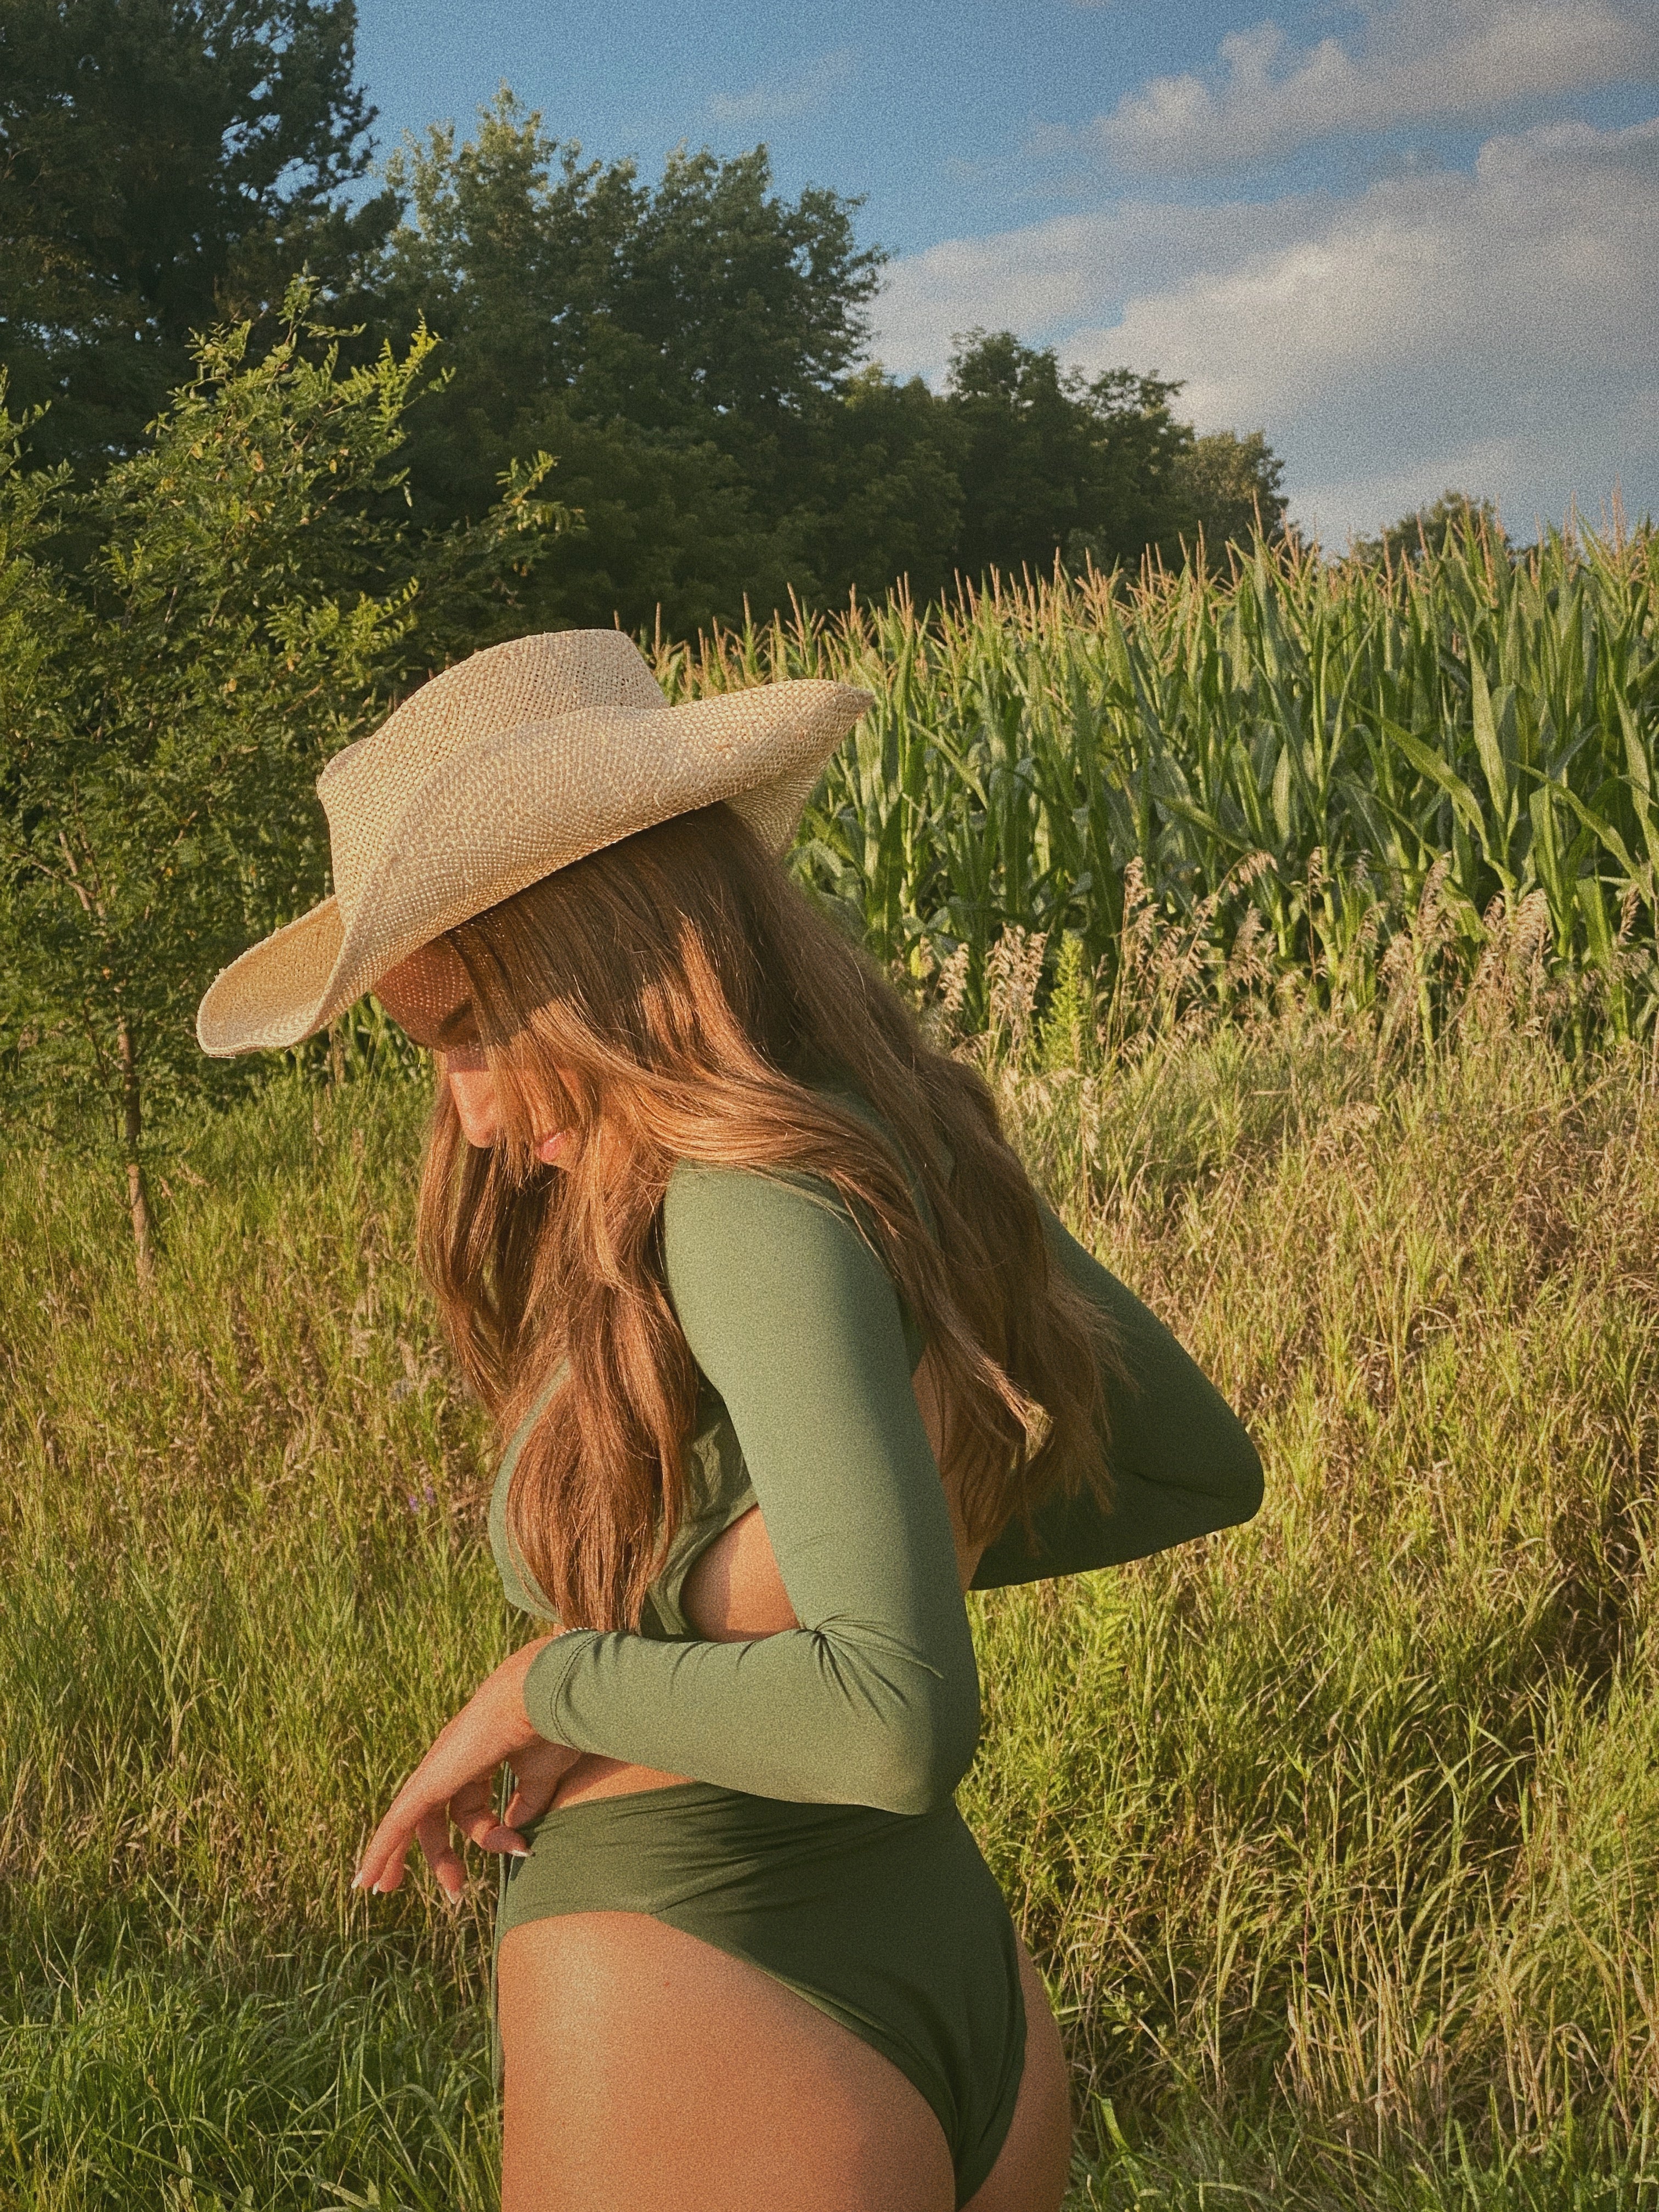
[496,1910,957,2212]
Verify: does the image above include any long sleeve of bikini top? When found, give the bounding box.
[970,1198,1263,1588]
[520,1164,983,1815]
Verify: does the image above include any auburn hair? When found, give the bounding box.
[416,799,1118,1632]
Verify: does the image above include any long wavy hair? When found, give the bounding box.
[417,798,1118,1632]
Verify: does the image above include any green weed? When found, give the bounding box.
[3,1000,1657,2204]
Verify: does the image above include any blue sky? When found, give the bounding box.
[354,0,1659,542]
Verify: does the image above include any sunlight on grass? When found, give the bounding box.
[3,1005,1657,2206]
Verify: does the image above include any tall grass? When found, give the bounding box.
[3,967,1657,2205]
[657,524,1659,1048]
[5,537,1658,2203]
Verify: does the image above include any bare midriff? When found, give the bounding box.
[549,1350,984,1812]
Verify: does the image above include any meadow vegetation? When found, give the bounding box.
[4,12,1656,2199]
[2,520,1657,2205]
[3,952,1657,2206]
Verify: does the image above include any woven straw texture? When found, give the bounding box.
[196,630,872,1057]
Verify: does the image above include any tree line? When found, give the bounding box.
[1,2,1293,639]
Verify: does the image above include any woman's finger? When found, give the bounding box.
[503,1771,560,1829]
[503,1739,580,1829]
[501,1784,541,1830]
[451,1775,528,1858]
[354,1640,555,1895]
[355,1819,415,1895]
[354,1771,446,1891]
[354,1739,509,1891]
[416,1804,466,1901]
[358,1770,455,1888]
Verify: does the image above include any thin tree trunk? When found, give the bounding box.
[119,1017,155,1288]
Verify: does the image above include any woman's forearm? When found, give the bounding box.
[970,1201,1262,1588]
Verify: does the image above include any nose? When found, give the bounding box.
[443,1057,501,1148]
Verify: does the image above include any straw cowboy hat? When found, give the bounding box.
[196,628,873,1057]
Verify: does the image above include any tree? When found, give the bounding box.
[1352,490,1509,570]
[367,110,1249,622]
[782,367,963,610]
[1065,365,1203,572]
[1169,429,1292,567]
[0,287,567,1276]
[357,92,890,634]
[0,0,396,469]
[942,332,1101,582]
[941,333,1198,583]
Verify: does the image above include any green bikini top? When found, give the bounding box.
[488,1082,932,1640]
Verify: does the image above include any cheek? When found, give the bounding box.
[444,1063,501,1148]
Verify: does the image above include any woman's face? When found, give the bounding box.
[375,941,571,1166]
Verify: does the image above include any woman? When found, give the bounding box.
[199,629,1262,2212]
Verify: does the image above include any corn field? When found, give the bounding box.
[656,522,1659,1051]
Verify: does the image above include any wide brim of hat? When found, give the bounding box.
[197,677,871,1057]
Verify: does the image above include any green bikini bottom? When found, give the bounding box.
[496,1780,1028,2208]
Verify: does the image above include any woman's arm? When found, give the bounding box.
[970,1197,1263,1587]
[518,1165,981,1816]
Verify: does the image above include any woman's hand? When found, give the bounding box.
[353,1637,579,1903]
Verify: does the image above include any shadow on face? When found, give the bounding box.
[376,941,570,1163]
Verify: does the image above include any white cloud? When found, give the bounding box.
[870,116,1659,540]
[1091,0,1659,173]
[871,195,1329,375]
[709,47,856,127]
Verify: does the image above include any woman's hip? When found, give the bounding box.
[496,1783,1021,2040]
[495,1782,1029,2208]
[498,1908,961,2212]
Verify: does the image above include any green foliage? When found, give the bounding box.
[0,1074,503,2206]
[2,36,1296,622]
[779,364,966,613]
[1169,428,1293,569]
[1352,490,1511,571]
[375,91,880,432]
[0,286,567,1261]
[359,90,892,635]
[1038,932,1096,1074]
[0,0,397,470]
[944,333,1197,582]
[661,524,1659,1048]
[346,95,1283,629]
[975,1019,1659,2190]
[3,1021,1657,2200]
